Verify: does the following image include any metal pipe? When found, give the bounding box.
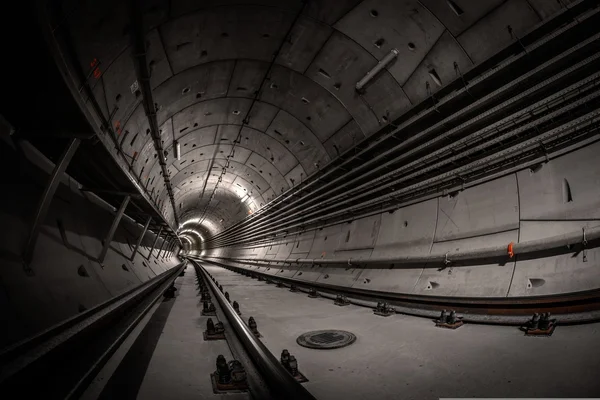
[130,216,151,261]
[174,140,180,161]
[209,108,600,248]
[212,62,600,247]
[22,138,81,271]
[98,196,130,263]
[206,12,600,246]
[208,133,600,251]
[356,49,398,91]
[193,261,316,400]
[207,225,599,266]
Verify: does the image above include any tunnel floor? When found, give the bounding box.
[85,266,600,400]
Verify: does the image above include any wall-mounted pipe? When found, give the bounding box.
[205,225,599,266]
[356,49,398,91]
[207,9,599,246]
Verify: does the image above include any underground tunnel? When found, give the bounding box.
[1,0,600,399]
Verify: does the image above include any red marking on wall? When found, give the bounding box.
[507,242,514,258]
[90,58,102,79]
[115,121,122,135]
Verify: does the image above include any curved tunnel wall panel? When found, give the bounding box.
[508,220,600,297]
[413,231,518,297]
[434,175,520,242]
[517,141,600,220]
[372,199,437,258]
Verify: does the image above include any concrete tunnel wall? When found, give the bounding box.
[198,140,600,299]
[0,141,181,348]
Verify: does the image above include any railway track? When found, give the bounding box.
[197,257,600,325]
[0,261,186,399]
[0,259,316,399]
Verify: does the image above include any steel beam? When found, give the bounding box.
[161,240,173,259]
[130,216,151,261]
[98,196,130,264]
[22,138,81,272]
[155,236,167,259]
[147,226,162,260]
[80,188,142,198]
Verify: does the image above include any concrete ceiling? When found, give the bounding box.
[50,0,571,237]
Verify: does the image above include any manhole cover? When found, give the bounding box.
[296,330,356,349]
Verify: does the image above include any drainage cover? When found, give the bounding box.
[296,330,356,349]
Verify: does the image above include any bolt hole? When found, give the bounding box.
[370,9,378,17]
[408,42,416,51]
[374,38,385,48]
[115,93,122,102]
[221,32,229,38]
[182,86,190,94]
[232,110,240,115]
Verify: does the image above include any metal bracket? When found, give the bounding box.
[22,138,81,274]
[98,195,130,264]
[582,227,588,262]
[131,216,152,261]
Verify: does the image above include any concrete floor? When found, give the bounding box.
[206,265,600,400]
[136,269,249,400]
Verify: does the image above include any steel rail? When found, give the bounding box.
[210,60,600,247]
[207,3,600,244]
[196,258,600,323]
[190,259,316,400]
[209,105,600,248]
[0,261,186,397]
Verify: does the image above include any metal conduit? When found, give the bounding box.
[214,25,599,244]
[210,59,600,247]
[207,4,600,245]
[207,134,600,250]
[207,224,599,266]
[209,107,600,248]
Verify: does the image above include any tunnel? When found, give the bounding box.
[1,0,600,398]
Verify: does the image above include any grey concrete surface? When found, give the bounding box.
[44,0,571,234]
[136,269,249,400]
[207,265,600,400]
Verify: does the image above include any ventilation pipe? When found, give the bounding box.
[356,49,399,91]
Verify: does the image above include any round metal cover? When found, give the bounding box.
[296,330,356,349]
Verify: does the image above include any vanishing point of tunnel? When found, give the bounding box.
[1,0,599,399]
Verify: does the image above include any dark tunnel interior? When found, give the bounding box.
[1,0,600,399]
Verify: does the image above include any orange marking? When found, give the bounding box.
[507,242,514,258]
